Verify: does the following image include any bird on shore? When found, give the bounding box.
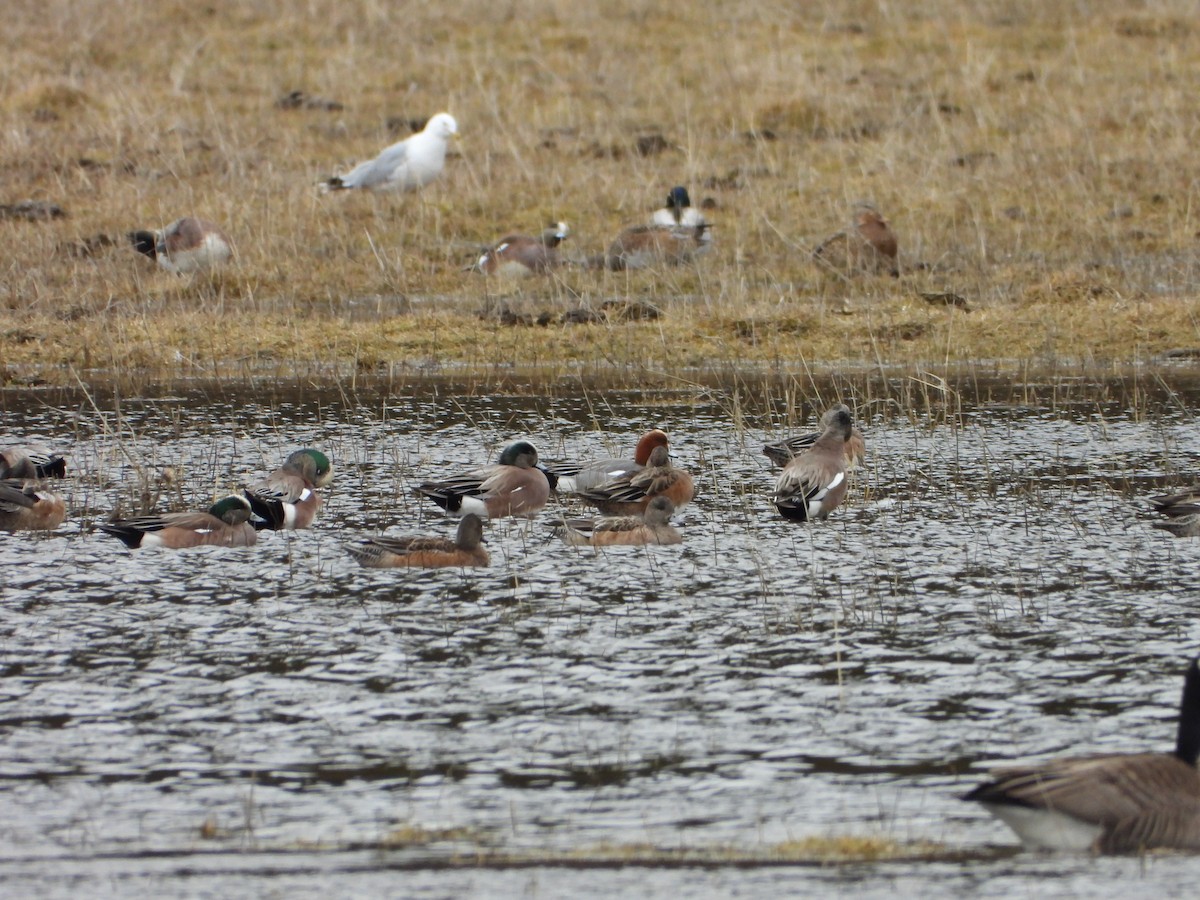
[129,217,233,275]
[578,445,694,516]
[813,202,898,277]
[962,656,1200,853]
[772,406,854,521]
[763,404,866,470]
[348,514,489,568]
[1148,486,1200,537]
[544,429,670,494]
[0,478,67,531]
[98,495,256,549]
[556,495,682,547]
[594,222,713,271]
[0,446,66,480]
[473,222,570,276]
[244,449,334,530]
[650,186,706,228]
[323,112,458,192]
[414,440,553,519]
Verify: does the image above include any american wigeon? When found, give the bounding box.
[813,201,899,277]
[963,657,1200,853]
[545,429,670,493]
[596,223,713,271]
[1149,487,1200,537]
[650,186,707,228]
[414,440,552,519]
[474,222,570,276]
[556,495,682,547]
[763,404,866,470]
[129,217,233,275]
[578,445,694,516]
[772,406,853,521]
[0,446,66,480]
[348,514,489,568]
[324,112,458,192]
[0,478,67,531]
[98,495,257,549]
[244,448,334,530]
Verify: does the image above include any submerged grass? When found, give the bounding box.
[3,0,1200,385]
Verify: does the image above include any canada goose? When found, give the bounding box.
[963,657,1200,853]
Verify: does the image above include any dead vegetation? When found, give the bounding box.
[2,0,1200,383]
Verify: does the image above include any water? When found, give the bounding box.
[2,374,1199,897]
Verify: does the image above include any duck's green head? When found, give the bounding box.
[210,495,252,525]
[498,441,538,468]
[286,449,334,486]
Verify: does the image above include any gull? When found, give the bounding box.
[324,112,458,192]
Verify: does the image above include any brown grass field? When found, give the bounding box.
[2,0,1199,385]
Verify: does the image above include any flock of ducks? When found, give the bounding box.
[18,103,1200,855]
[127,111,898,279]
[6,402,1200,854]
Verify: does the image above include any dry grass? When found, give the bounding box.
[3,0,1200,384]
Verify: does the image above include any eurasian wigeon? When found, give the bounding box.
[813,201,898,277]
[545,429,670,494]
[348,514,489,568]
[474,222,570,276]
[962,656,1200,853]
[556,495,682,547]
[414,440,552,519]
[0,446,66,480]
[0,478,67,531]
[244,449,334,530]
[98,495,257,549]
[772,406,853,521]
[763,404,866,470]
[129,217,233,275]
[578,445,694,516]
[324,112,458,192]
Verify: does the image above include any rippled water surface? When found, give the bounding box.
[3,374,1200,897]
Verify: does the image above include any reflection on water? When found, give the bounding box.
[2,374,1200,895]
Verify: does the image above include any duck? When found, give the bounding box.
[1148,487,1200,537]
[772,406,853,521]
[129,217,233,275]
[0,478,67,531]
[763,404,866,470]
[348,514,489,568]
[97,495,257,549]
[544,429,670,494]
[0,446,66,480]
[244,449,334,530]
[413,440,552,519]
[962,656,1200,854]
[556,495,682,547]
[813,201,899,277]
[598,222,713,271]
[578,444,694,516]
[650,186,707,228]
[474,222,570,276]
[323,112,458,192]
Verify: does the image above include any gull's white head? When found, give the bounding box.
[426,112,458,139]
